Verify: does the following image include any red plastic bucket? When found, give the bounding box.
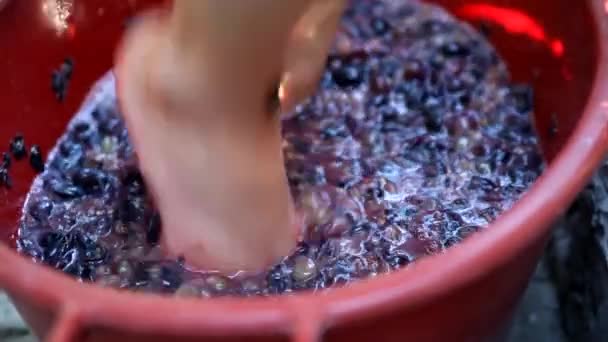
[1,0,607,341]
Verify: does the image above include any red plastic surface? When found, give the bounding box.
[0,0,607,341]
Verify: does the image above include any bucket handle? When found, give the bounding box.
[289,298,325,342]
[44,297,328,341]
[46,305,83,342]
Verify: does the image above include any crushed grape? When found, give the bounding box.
[17,0,543,297]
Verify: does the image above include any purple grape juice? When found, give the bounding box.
[17,0,543,297]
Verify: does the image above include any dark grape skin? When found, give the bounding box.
[16,0,542,297]
[2,152,11,169]
[29,198,53,222]
[9,133,27,160]
[71,168,110,195]
[46,178,83,199]
[0,168,10,188]
[51,58,74,102]
[30,145,45,172]
[332,63,365,88]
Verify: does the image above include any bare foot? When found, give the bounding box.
[115,7,300,273]
[115,0,344,273]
